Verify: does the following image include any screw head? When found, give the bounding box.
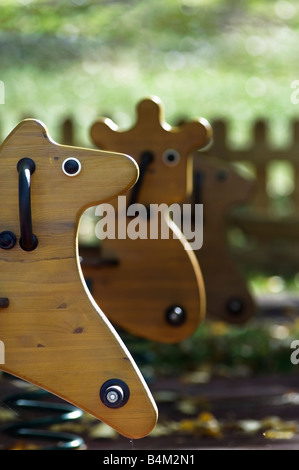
[0,231,16,249]
[227,298,244,315]
[100,379,130,409]
[106,386,124,404]
[165,305,186,326]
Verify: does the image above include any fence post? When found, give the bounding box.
[291,120,299,210]
[250,120,269,212]
[61,118,74,146]
[210,119,229,159]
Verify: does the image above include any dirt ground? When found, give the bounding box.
[1,294,299,452]
[1,370,299,451]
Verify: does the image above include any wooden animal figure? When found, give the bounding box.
[0,119,157,439]
[81,96,212,343]
[192,154,256,323]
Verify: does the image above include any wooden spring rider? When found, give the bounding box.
[190,154,256,323]
[81,96,212,343]
[0,119,157,439]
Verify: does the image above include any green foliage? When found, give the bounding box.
[0,0,297,147]
[125,319,299,379]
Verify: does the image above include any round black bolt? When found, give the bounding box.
[100,379,130,409]
[227,298,244,315]
[0,231,16,250]
[216,169,229,181]
[62,158,81,176]
[140,150,154,164]
[165,305,186,326]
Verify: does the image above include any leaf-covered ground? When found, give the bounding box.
[2,314,299,450]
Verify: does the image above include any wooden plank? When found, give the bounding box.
[0,119,157,439]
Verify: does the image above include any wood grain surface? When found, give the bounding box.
[0,119,158,439]
[83,96,212,343]
[90,96,211,206]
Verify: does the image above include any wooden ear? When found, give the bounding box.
[135,97,212,152]
[90,97,212,155]
[179,118,212,153]
[1,119,53,151]
[135,95,169,130]
[90,117,120,149]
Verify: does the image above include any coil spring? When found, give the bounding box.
[2,388,85,450]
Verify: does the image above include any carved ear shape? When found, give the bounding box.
[178,118,212,154]
[1,119,54,152]
[136,97,213,153]
[90,117,121,150]
[90,96,212,156]
[135,96,212,153]
[135,95,170,131]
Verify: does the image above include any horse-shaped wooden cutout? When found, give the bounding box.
[81,96,212,343]
[191,153,256,323]
[0,119,157,439]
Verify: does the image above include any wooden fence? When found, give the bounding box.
[203,119,299,213]
[200,119,299,277]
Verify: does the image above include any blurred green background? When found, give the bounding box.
[1,0,299,376]
[0,0,298,147]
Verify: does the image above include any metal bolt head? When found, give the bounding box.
[106,386,124,404]
[227,298,244,315]
[165,305,186,326]
[100,379,130,409]
[0,231,16,249]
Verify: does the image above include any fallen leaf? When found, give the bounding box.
[238,419,261,434]
[263,430,295,440]
[88,422,118,440]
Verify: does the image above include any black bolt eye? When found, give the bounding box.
[0,231,16,250]
[62,158,81,176]
[99,379,130,409]
[165,305,186,326]
[216,169,229,181]
[162,149,180,166]
[227,298,245,315]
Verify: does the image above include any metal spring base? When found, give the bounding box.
[3,389,85,450]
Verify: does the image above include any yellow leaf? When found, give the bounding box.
[263,429,295,440]
[89,422,118,440]
[197,411,215,422]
